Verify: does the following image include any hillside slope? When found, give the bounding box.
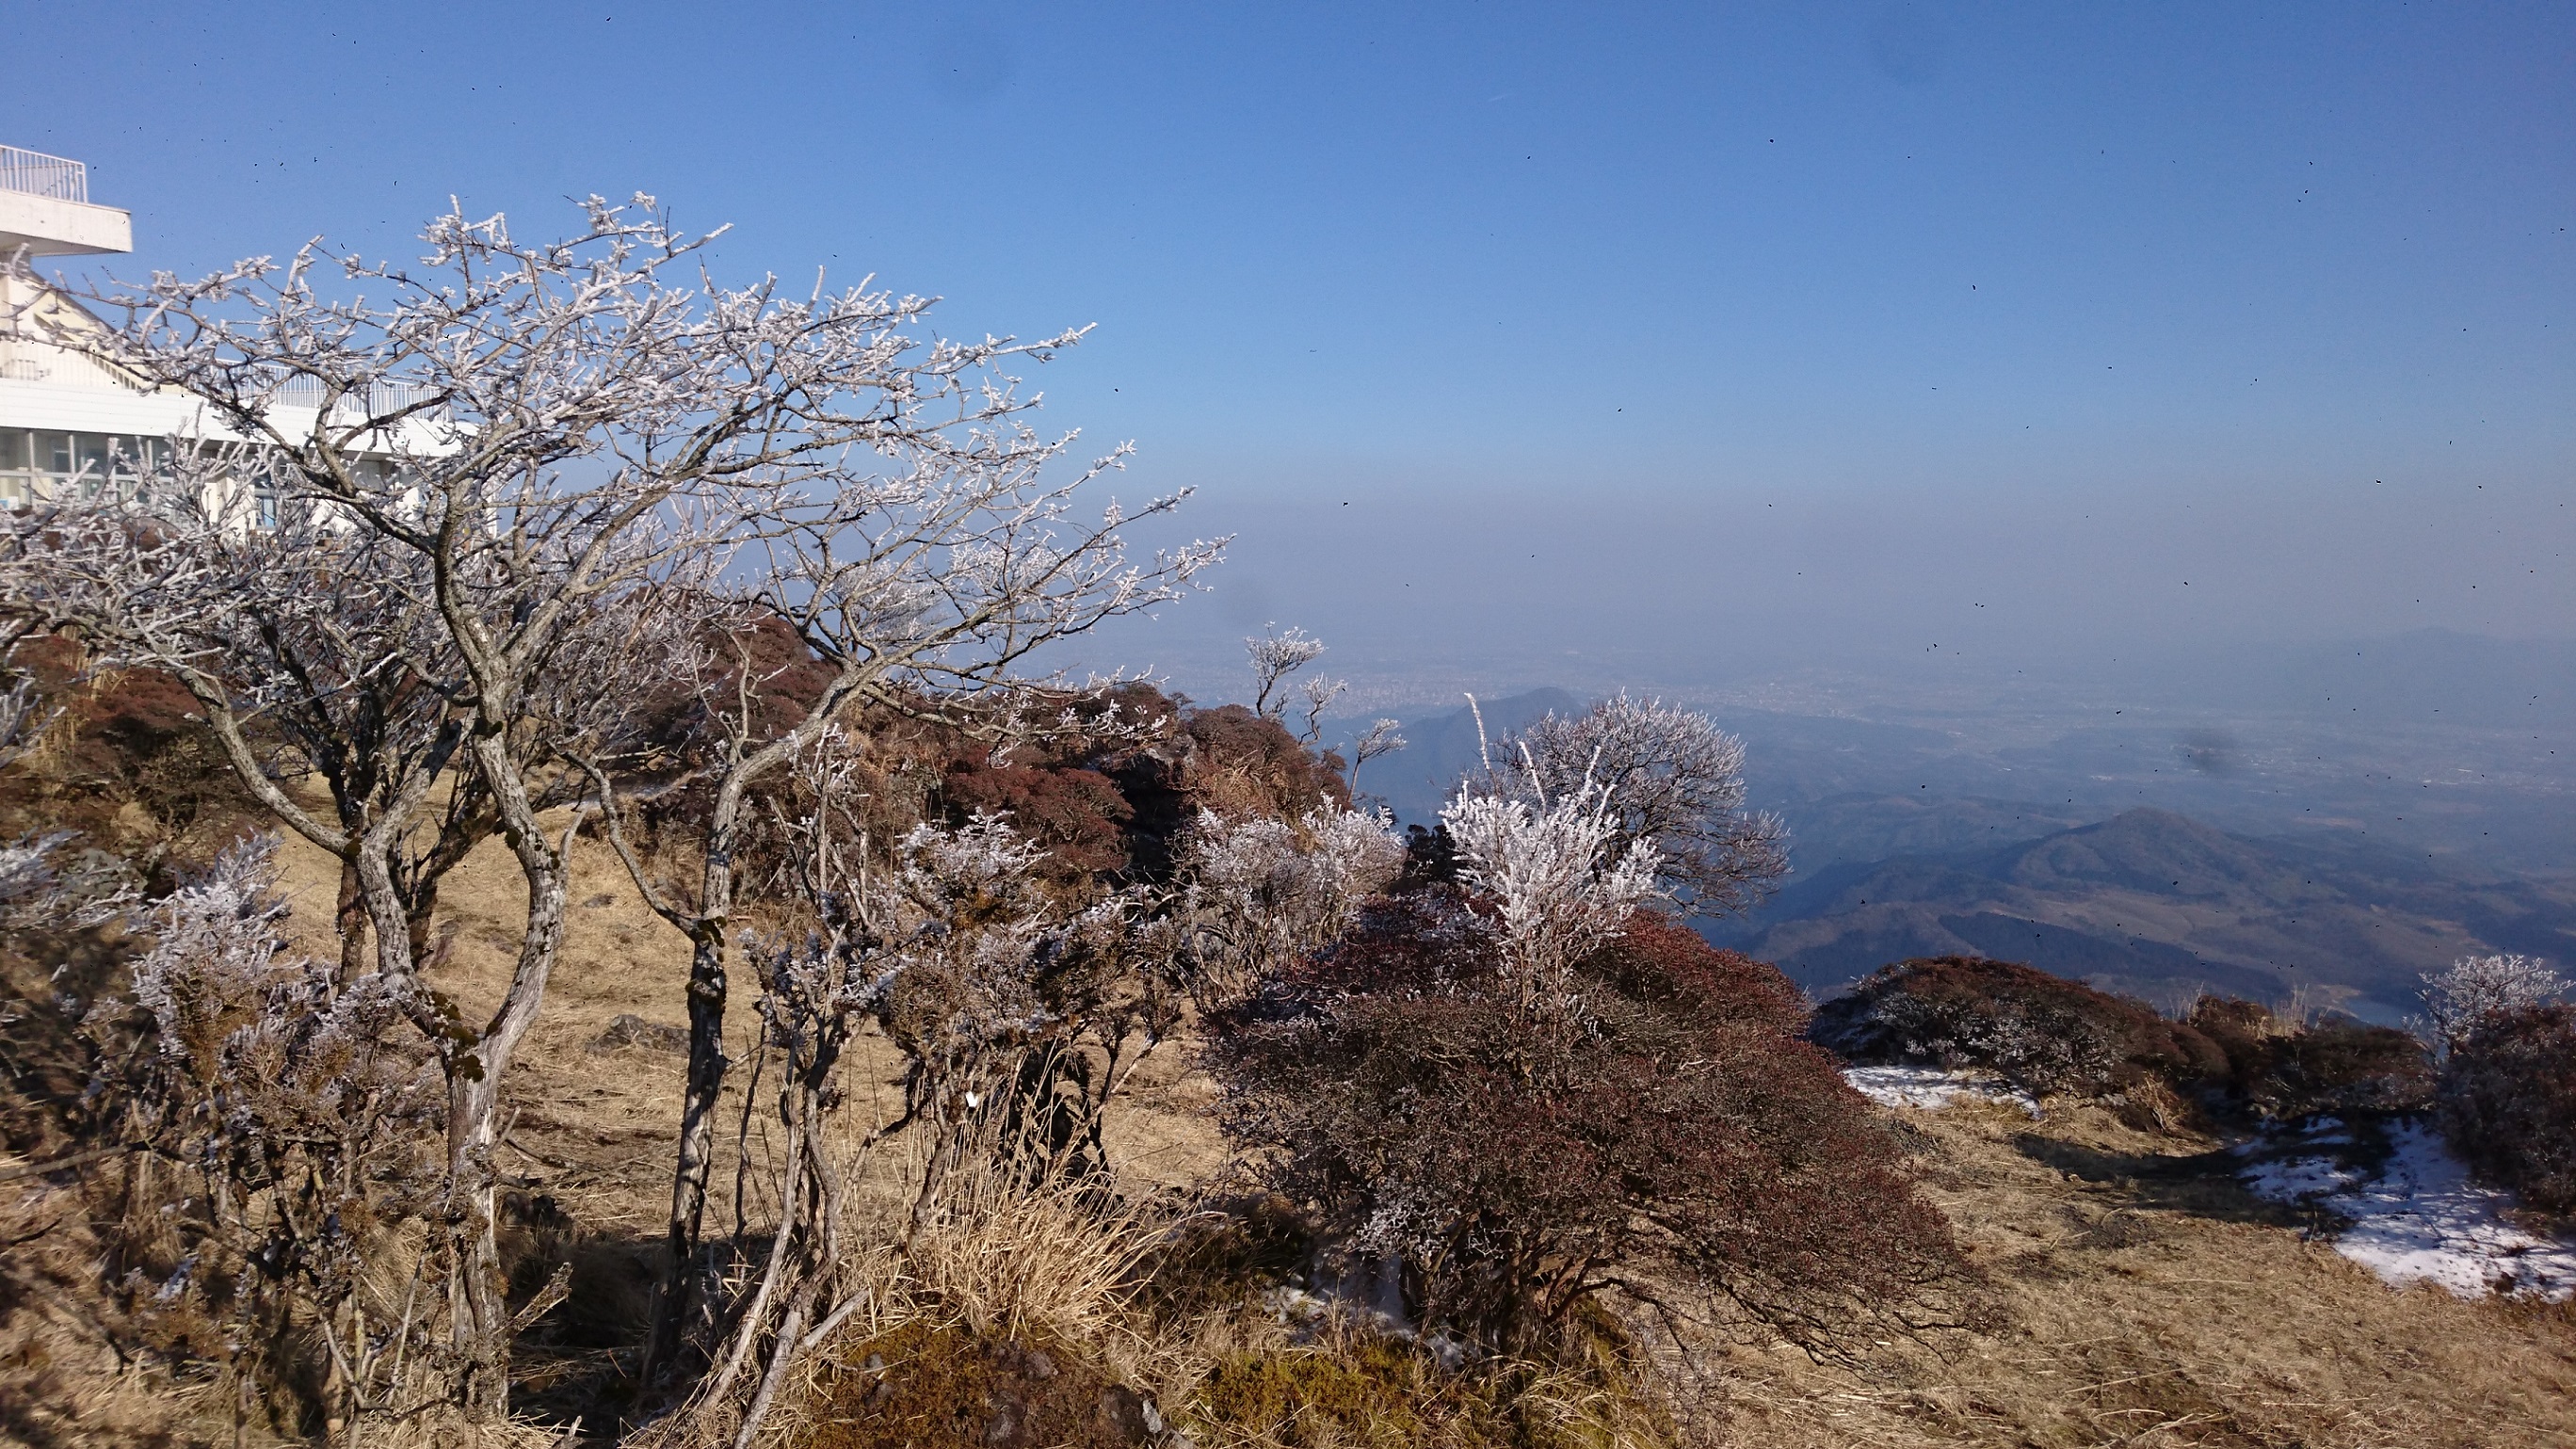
[8,801,2576,1446]
[1717,808,2576,1018]
[1712,1094,2576,1448]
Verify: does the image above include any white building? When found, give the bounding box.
[3,146,434,518]
[0,145,160,507]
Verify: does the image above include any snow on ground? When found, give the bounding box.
[2240,1118,2576,1300]
[1842,1064,2040,1116]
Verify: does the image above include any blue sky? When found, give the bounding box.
[9,2,2570,695]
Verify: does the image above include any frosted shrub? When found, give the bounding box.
[1211,903,1964,1355]
[0,831,130,930]
[2416,954,2567,1056]
[2426,956,2576,1213]
[1499,692,1788,917]
[101,838,449,1437]
[2439,1003,2576,1214]
[1811,957,2216,1100]
[695,732,1190,1444]
[0,677,133,929]
[1442,780,1658,1028]
[1173,804,1404,1007]
[1203,753,1963,1357]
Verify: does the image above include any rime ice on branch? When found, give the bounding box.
[1491,691,1788,918]
[1,193,1220,1421]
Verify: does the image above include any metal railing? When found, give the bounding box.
[270,378,441,413]
[0,147,90,203]
[0,339,443,411]
[0,337,148,392]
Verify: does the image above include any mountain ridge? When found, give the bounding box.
[1714,807,2576,1020]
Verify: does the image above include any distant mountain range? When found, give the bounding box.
[1707,807,2576,1022]
[1312,629,2576,873]
[1323,670,2576,1022]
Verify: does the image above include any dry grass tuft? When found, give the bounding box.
[1181,1320,1673,1449]
[743,1144,1682,1449]
[897,1152,1169,1355]
[791,1318,1149,1449]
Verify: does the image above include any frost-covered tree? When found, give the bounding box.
[1247,625,1328,723]
[1344,716,1406,796]
[5,477,655,984]
[1495,692,1787,918]
[2417,954,2567,1056]
[7,195,1216,1417]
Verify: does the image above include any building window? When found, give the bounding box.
[0,427,172,508]
[0,428,28,508]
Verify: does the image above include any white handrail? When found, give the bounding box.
[0,147,90,204]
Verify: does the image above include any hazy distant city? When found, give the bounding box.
[1197,627,2576,1021]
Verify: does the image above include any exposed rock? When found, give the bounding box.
[585,1013,688,1054]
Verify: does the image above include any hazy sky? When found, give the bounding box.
[10,2,2570,696]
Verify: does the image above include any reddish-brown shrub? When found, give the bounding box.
[2439,1003,2576,1214]
[0,642,256,867]
[2249,1020,2432,1119]
[1212,902,1964,1356]
[640,678,1360,897]
[2178,996,2434,1119]
[1180,705,1350,818]
[938,758,1135,877]
[1810,957,2222,1099]
[2183,995,2277,1092]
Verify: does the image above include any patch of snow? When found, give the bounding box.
[2240,1119,2576,1301]
[1842,1065,2040,1117]
[1262,1253,1416,1339]
[1258,1286,1330,1325]
[2242,1154,2363,1199]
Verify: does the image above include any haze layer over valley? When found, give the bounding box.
[8,6,2575,1445]
[1249,626,2576,1022]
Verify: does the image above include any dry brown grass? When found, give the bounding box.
[0,1170,570,1449]
[0,1185,226,1449]
[895,1159,1167,1351]
[717,1163,1173,1449]
[1699,1097,2576,1449]
[14,791,2575,1447]
[1176,1328,1673,1449]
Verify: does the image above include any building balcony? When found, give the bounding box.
[0,147,132,259]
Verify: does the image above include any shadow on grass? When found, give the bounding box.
[503,1209,670,1444]
[2008,1135,2328,1232]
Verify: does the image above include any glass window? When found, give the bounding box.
[0,428,30,508]
[0,428,286,520]
[0,428,174,506]
[73,433,112,497]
